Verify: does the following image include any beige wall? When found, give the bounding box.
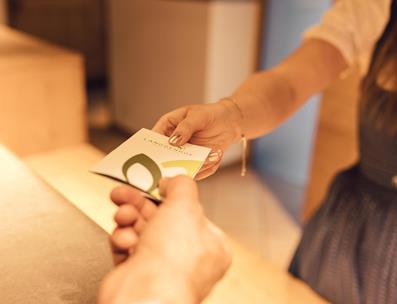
[204,1,262,165]
[205,1,261,102]
[109,0,210,131]
[108,0,262,164]
[0,0,7,24]
[109,0,261,128]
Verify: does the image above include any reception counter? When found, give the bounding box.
[0,145,112,303]
[1,144,325,303]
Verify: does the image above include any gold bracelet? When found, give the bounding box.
[220,97,247,177]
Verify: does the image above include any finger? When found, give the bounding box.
[195,163,221,181]
[159,175,199,203]
[133,217,147,234]
[152,108,188,136]
[140,200,157,220]
[129,193,158,221]
[110,227,138,252]
[195,162,219,180]
[110,186,147,208]
[114,204,140,227]
[112,250,128,266]
[169,109,210,146]
[110,241,135,265]
[198,149,223,172]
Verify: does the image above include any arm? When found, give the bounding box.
[153,0,391,179]
[231,0,392,139]
[228,38,348,139]
[152,39,348,180]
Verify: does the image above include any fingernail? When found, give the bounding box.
[208,150,222,162]
[209,156,219,162]
[169,135,181,145]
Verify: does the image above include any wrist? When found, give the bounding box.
[122,253,198,304]
[217,98,244,143]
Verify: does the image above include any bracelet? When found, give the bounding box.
[220,97,247,177]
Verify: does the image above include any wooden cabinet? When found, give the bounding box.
[0,26,86,156]
[7,0,106,82]
[0,0,6,24]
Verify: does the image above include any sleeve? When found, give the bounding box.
[304,0,392,66]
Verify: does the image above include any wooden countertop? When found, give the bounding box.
[0,145,113,303]
[26,143,327,303]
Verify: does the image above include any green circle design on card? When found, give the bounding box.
[122,153,162,193]
[122,154,203,195]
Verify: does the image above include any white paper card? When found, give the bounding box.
[91,128,211,200]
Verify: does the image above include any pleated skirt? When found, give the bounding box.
[289,165,397,304]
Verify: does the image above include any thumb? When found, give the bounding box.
[158,176,199,205]
[169,109,209,146]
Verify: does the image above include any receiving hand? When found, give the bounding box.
[99,176,232,304]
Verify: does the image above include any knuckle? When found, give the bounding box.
[158,112,171,121]
[110,186,130,201]
[185,104,198,111]
[109,233,119,247]
[110,186,124,198]
[179,120,194,131]
[120,203,137,214]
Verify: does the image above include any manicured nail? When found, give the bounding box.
[208,150,222,162]
[208,155,219,162]
[169,135,181,145]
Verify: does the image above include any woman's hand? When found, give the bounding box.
[152,101,242,180]
[99,176,232,304]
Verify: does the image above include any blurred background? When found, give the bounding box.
[0,0,361,268]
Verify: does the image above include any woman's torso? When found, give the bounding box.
[289,1,397,302]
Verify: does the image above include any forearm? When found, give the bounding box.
[229,69,295,139]
[226,39,348,139]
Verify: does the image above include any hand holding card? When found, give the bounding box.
[91,128,211,202]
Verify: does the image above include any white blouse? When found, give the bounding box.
[304,0,392,74]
